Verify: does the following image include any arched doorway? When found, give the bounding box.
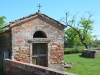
[32,31,48,67]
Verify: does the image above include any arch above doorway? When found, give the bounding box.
[33,31,47,38]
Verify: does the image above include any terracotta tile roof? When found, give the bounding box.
[0,12,66,33]
[6,13,38,27]
[6,12,66,28]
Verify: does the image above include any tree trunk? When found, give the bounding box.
[81,41,88,49]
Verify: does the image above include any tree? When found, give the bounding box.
[62,12,95,49]
[0,16,6,30]
[74,34,82,50]
[64,28,77,48]
[64,28,82,49]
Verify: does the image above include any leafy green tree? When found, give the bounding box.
[0,16,6,30]
[74,34,82,50]
[64,28,82,49]
[62,12,95,49]
[64,28,77,48]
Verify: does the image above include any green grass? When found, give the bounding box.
[64,53,100,75]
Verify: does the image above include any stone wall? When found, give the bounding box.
[82,49,100,58]
[11,15,64,68]
[3,59,76,75]
[0,31,12,69]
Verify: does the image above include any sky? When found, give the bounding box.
[0,0,100,39]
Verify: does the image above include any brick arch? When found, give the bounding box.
[33,31,47,38]
[31,25,49,38]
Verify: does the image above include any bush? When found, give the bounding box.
[64,45,85,54]
[64,50,82,54]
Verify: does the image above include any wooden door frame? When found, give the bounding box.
[29,39,50,67]
[32,43,47,66]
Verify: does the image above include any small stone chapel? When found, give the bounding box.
[0,7,66,70]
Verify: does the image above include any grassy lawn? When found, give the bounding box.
[64,53,100,75]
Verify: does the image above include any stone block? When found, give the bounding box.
[82,49,100,58]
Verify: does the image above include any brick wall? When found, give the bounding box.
[3,59,76,75]
[11,15,64,69]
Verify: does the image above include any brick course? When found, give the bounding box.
[3,59,76,75]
